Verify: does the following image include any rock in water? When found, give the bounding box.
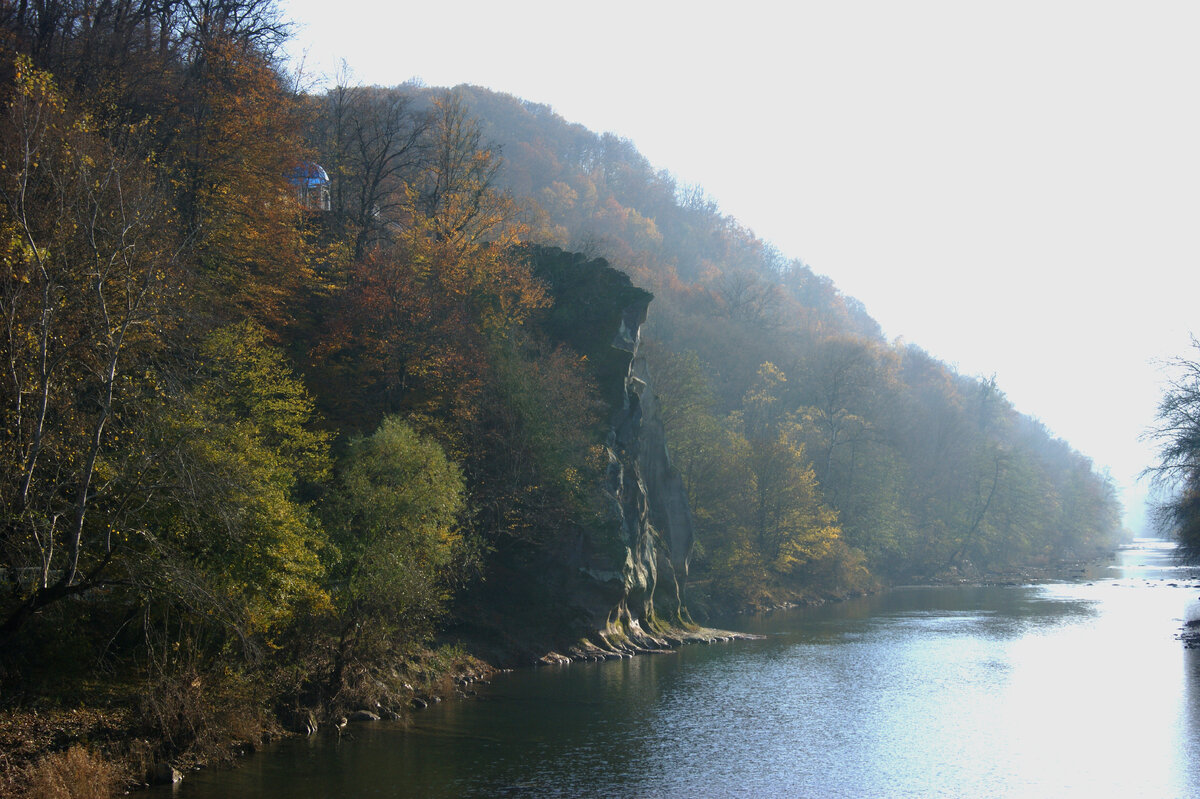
[149,762,183,785]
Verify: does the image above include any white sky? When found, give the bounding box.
[279,0,1200,534]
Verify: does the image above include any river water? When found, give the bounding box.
[163,539,1200,798]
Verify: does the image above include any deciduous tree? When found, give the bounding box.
[1146,339,1200,560]
[323,416,466,694]
[0,57,178,641]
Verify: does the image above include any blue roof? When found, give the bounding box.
[287,162,329,188]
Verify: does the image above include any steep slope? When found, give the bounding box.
[447,85,1124,591]
[305,79,1122,616]
[448,247,707,662]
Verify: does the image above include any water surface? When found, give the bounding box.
[163,540,1200,797]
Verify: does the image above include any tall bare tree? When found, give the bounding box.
[1145,338,1200,561]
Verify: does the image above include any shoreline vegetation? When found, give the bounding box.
[0,627,758,796]
[0,557,1120,798]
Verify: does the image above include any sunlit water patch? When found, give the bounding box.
[158,540,1200,798]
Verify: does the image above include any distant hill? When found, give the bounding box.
[433,84,1123,595]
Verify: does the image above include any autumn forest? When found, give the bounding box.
[0,0,1123,793]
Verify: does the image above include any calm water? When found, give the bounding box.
[163,540,1200,798]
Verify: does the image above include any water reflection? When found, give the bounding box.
[161,540,1200,798]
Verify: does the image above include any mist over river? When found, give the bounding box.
[158,539,1200,798]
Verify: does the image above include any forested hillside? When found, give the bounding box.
[336,83,1123,606]
[0,2,1121,791]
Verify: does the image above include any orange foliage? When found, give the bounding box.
[175,36,314,333]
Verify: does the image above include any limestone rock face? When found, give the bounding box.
[604,313,694,636]
[528,246,694,649]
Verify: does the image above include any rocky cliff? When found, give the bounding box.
[448,247,703,662]
[601,303,696,643]
[448,247,727,664]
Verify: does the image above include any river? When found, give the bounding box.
[160,539,1200,798]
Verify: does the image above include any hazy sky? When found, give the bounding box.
[278,0,1200,533]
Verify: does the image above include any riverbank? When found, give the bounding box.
[0,648,494,799]
[0,622,763,797]
[140,544,1200,799]
[538,623,764,666]
[0,553,1147,797]
[1180,620,1200,649]
[917,553,1116,587]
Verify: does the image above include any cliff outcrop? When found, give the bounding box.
[451,247,709,662]
[601,308,695,641]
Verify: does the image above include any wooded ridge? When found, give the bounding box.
[0,3,1123,793]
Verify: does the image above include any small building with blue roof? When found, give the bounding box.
[287,162,331,212]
